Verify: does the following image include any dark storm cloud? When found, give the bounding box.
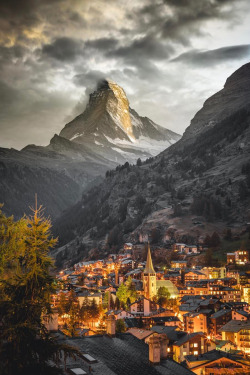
[85,38,118,51]
[110,35,173,60]
[42,37,119,62]
[172,45,250,66]
[0,0,40,25]
[42,37,84,61]
[133,0,240,44]
[0,45,27,66]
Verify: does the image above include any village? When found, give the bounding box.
[46,240,250,374]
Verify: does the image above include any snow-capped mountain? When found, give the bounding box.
[0,80,180,219]
[59,79,180,164]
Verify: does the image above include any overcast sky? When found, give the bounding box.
[0,0,250,149]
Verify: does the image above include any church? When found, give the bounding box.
[143,245,178,300]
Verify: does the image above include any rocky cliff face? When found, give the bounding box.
[180,63,250,144]
[0,80,179,219]
[52,64,250,268]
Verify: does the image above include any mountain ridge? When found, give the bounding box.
[51,63,250,268]
[59,79,180,164]
[0,80,179,219]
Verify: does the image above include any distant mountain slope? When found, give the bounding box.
[52,63,250,267]
[177,62,250,146]
[0,80,179,219]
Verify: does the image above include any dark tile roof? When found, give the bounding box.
[219,320,250,332]
[210,309,231,319]
[62,334,194,375]
[124,318,141,328]
[174,332,204,347]
[151,326,185,342]
[152,316,180,323]
[235,310,250,317]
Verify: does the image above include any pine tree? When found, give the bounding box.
[0,205,79,375]
[116,319,126,333]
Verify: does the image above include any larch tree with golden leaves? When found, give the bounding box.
[0,204,79,375]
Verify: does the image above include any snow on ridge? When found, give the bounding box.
[105,134,175,157]
[70,133,83,141]
[130,112,143,128]
[94,140,103,146]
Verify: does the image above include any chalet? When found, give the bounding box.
[232,309,250,321]
[219,320,250,354]
[106,309,135,320]
[185,349,250,375]
[184,271,206,284]
[184,311,210,334]
[235,250,249,264]
[227,250,249,265]
[124,242,133,251]
[172,332,214,363]
[227,252,236,264]
[77,292,102,307]
[215,339,237,352]
[209,309,232,338]
[173,243,186,252]
[151,326,214,363]
[183,245,198,255]
[129,296,161,317]
[201,266,226,279]
[171,260,188,269]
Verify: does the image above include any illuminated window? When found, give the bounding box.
[194,343,198,348]
[194,351,198,355]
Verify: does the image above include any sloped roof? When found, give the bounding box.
[128,328,154,340]
[219,320,250,333]
[62,334,195,375]
[174,332,205,347]
[210,309,231,319]
[185,349,250,368]
[144,245,155,274]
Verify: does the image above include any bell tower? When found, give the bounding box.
[143,244,156,299]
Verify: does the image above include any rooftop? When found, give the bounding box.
[219,319,250,333]
[185,349,250,368]
[61,333,194,375]
[210,309,231,319]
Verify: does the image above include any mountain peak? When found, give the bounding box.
[58,80,180,163]
[89,78,135,140]
[224,62,250,89]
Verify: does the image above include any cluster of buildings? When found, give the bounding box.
[49,242,250,374]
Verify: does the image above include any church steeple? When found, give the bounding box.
[143,243,156,299]
[144,244,155,274]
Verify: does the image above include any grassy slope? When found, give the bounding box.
[214,233,250,263]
